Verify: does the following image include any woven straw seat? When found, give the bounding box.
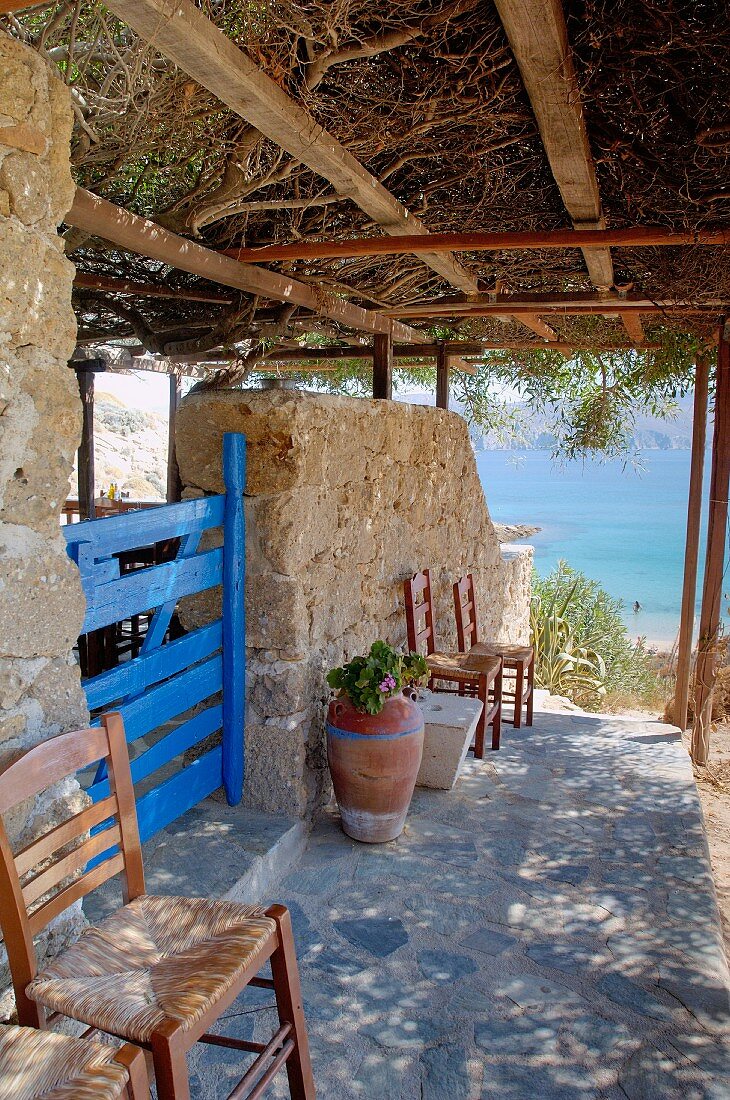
[427,651,501,678]
[0,714,314,1099]
[0,1024,130,1100]
[468,641,534,663]
[28,895,276,1044]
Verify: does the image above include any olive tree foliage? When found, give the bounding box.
[250,325,711,460]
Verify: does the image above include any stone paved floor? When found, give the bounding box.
[192,708,730,1099]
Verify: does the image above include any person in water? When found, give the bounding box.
[633,601,642,613]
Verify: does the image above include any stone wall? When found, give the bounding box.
[0,33,88,1010]
[176,388,532,819]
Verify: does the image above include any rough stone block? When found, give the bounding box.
[416,690,482,790]
[0,527,86,658]
[177,389,532,818]
[243,721,309,816]
[252,488,337,573]
[246,572,309,656]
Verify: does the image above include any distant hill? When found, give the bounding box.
[72,391,168,501]
[71,386,695,504]
[396,390,695,452]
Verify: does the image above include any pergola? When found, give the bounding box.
[1,0,728,761]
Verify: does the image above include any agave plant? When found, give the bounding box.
[530,568,608,708]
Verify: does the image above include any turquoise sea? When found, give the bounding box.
[475,448,725,647]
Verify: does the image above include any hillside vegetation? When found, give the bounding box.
[72,391,168,501]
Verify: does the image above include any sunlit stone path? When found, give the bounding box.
[193,707,730,1099]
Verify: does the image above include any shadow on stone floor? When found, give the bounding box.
[178,709,730,1099]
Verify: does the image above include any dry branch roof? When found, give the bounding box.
[3,0,728,353]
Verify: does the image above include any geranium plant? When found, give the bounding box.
[401,651,430,689]
[327,641,427,715]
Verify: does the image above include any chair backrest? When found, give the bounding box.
[404,569,435,656]
[454,573,479,651]
[0,713,145,1026]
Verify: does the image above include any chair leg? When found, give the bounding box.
[491,666,502,751]
[267,904,316,1100]
[474,674,487,759]
[526,656,535,726]
[115,1044,150,1100]
[151,1025,190,1100]
[513,662,524,729]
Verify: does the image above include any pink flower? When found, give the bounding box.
[379,674,397,693]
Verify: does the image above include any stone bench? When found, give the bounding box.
[416,689,484,790]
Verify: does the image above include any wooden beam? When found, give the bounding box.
[228,226,730,264]
[241,339,662,361]
[112,338,661,376]
[672,355,709,732]
[493,0,613,288]
[693,321,730,764]
[373,335,393,399]
[102,0,479,297]
[235,338,659,365]
[520,314,558,341]
[436,346,450,410]
[620,313,645,344]
[0,0,39,11]
[66,188,424,343]
[74,272,234,304]
[386,292,727,319]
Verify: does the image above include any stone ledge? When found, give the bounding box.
[85,795,308,923]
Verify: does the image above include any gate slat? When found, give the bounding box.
[89,704,223,800]
[81,547,223,633]
[135,747,223,843]
[68,433,246,844]
[64,495,224,557]
[84,621,223,710]
[111,655,222,743]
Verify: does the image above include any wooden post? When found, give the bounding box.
[693,322,730,764]
[222,431,246,805]
[70,358,105,519]
[436,344,450,409]
[77,370,95,520]
[166,372,182,503]
[673,356,709,731]
[373,334,393,399]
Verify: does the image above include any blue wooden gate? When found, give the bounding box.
[63,432,246,842]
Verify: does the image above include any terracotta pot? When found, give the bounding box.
[326,693,424,843]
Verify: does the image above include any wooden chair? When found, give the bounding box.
[404,569,503,753]
[0,1023,148,1100]
[0,714,316,1100]
[454,572,535,729]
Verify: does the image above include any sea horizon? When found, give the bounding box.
[475,447,725,649]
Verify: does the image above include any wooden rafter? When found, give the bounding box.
[384,292,728,319]
[257,341,661,360]
[74,272,234,304]
[493,0,613,289]
[66,188,425,343]
[97,339,663,377]
[102,0,480,298]
[520,314,557,341]
[620,313,645,344]
[227,226,730,263]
